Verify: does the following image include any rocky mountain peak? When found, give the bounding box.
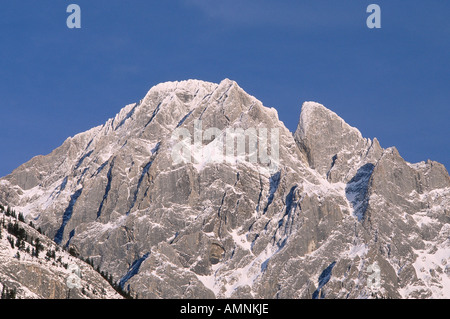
[0,79,449,299]
[295,101,382,183]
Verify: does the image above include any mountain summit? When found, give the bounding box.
[1,79,449,299]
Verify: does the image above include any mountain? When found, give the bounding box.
[0,205,123,299]
[0,79,449,299]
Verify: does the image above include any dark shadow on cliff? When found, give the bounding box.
[345,163,375,221]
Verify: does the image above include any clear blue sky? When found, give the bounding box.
[0,0,449,177]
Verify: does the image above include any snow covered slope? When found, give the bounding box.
[0,206,122,299]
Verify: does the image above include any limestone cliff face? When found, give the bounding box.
[1,79,449,299]
[294,101,384,183]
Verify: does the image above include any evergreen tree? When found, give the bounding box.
[7,221,26,240]
[20,240,25,251]
[46,249,56,260]
[10,287,17,299]
[1,286,17,299]
[7,236,15,249]
[68,247,78,257]
[34,238,43,258]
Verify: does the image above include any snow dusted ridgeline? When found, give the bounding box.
[0,79,449,299]
[0,206,122,299]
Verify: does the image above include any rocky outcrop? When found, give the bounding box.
[0,208,122,299]
[0,79,448,299]
[294,101,383,183]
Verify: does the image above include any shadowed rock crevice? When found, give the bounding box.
[119,252,150,290]
[345,163,375,221]
[312,261,337,299]
[54,188,83,244]
[263,171,281,214]
[97,159,115,219]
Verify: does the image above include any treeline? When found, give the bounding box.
[68,250,133,298]
[1,283,17,299]
[1,203,134,299]
[1,217,46,259]
[0,204,43,234]
[0,204,22,222]
[1,205,65,265]
[83,257,133,299]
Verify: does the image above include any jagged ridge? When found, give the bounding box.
[0,79,449,299]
